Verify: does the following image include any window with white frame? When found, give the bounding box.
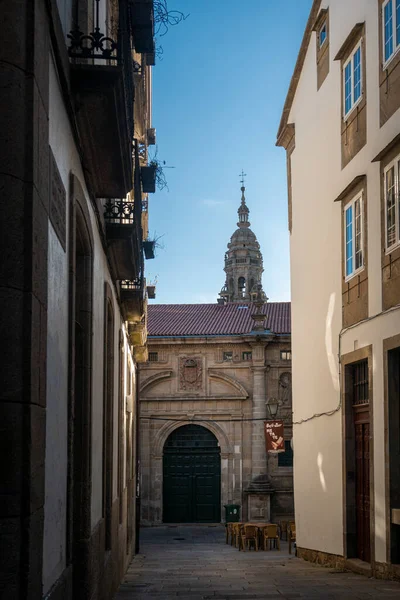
[383,0,400,66]
[344,193,364,279]
[384,154,400,251]
[319,21,327,48]
[343,41,362,118]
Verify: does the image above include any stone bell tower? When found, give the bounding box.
[218,175,264,303]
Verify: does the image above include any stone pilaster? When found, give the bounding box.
[251,365,267,479]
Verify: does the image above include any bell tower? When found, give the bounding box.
[218,174,264,303]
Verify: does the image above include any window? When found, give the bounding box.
[343,41,362,118]
[280,350,291,361]
[223,352,233,362]
[278,441,293,467]
[319,21,327,47]
[384,154,400,251]
[344,193,364,279]
[351,360,369,405]
[148,352,158,362]
[383,0,400,65]
[242,351,252,361]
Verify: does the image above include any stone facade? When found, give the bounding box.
[139,191,293,526]
[140,334,293,525]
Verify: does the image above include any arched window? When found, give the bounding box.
[238,277,246,297]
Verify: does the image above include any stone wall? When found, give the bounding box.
[139,334,293,525]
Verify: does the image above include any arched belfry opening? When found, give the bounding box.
[238,276,246,298]
[163,425,221,523]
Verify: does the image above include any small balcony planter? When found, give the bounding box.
[141,164,156,193]
[143,240,155,259]
[147,284,156,299]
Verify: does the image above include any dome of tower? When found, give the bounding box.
[230,227,259,246]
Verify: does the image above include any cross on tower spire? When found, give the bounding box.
[239,170,247,187]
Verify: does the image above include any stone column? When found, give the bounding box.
[251,365,267,479]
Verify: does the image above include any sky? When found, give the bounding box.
[146,0,313,304]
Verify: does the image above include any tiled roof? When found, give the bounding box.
[147,302,291,337]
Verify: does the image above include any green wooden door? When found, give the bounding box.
[163,425,221,523]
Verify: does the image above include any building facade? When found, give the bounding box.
[139,191,293,526]
[277,0,400,579]
[1,1,156,598]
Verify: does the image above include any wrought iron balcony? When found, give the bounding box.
[104,198,142,281]
[121,279,146,322]
[67,0,135,198]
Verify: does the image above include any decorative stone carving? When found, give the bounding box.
[179,357,203,390]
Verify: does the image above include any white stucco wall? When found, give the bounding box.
[44,52,134,591]
[287,0,400,559]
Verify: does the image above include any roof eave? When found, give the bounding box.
[276,0,322,146]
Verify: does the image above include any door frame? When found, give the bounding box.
[342,345,374,564]
[383,333,400,566]
[162,424,221,523]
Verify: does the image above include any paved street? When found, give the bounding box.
[114,525,400,599]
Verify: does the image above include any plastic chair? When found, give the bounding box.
[225,522,233,544]
[279,520,288,541]
[262,524,280,550]
[240,524,259,551]
[231,522,243,548]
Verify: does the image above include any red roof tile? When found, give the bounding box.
[147,302,291,337]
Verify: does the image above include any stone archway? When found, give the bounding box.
[163,424,221,523]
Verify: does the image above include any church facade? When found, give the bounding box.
[139,188,293,525]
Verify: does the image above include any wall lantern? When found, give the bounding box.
[266,397,279,419]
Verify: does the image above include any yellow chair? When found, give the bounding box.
[231,522,243,548]
[262,524,280,551]
[288,522,296,554]
[240,524,259,551]
[279,520,288,541]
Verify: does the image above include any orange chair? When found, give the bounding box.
[240,524,259,551]
[262,524,280,551]
[288,522,296,554]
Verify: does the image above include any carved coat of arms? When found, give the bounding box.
[179,357,203,390]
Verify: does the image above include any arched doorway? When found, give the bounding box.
[163,425,221,523]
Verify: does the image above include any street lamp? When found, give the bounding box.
[266,397,279,419]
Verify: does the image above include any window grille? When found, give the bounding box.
[148,352,158,362]
[281,350,292,361]
[242,352,252,361]
[351,359,369,405]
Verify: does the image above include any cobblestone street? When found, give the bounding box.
[114,526,400,599]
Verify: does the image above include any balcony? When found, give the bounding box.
[128,320,147,346]
[104,198,142,281]
[67,1,134,198]
[129,0,155,54]
[120,279,146,322]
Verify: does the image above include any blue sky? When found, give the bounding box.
[146,0,312,304]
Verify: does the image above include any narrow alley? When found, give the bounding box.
[114,526,400,600]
